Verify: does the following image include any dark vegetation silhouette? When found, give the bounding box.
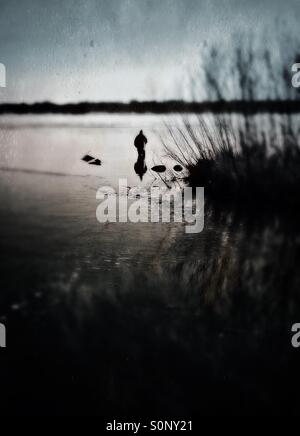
[163,115,300,208]
[163,40,300,208]
[1,100,300,115]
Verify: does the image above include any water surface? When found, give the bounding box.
[0,114,300,416]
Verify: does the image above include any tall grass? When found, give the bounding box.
[189,33,300,102]
[163,38,300,208]
[163,114,300,207]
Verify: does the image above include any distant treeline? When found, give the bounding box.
[1,100,300,115]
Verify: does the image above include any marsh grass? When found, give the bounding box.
[163,37,300,208]
[163,114,300,208]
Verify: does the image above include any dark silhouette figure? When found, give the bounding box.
[134,130,147,156]
[134,153,147,180]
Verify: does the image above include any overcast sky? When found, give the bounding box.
[0,0,299,103]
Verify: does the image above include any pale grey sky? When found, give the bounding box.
[0,0,299,102]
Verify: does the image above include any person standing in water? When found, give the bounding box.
[134,130,147,156]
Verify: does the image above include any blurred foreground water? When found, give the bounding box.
[0,114,300,416]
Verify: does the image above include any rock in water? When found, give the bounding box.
[151,165,166,173]
[89,159,101,166]
[173,164,183,172]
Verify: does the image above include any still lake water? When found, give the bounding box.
[0,114,300,416]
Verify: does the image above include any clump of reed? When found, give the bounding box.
[163,113,300,207]
[163,35,300,208]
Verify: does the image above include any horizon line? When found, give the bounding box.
[1,99,300,114]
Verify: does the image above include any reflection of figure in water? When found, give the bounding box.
[134,130,147,156]
[134,153,147,180]
[134,130,148,180]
